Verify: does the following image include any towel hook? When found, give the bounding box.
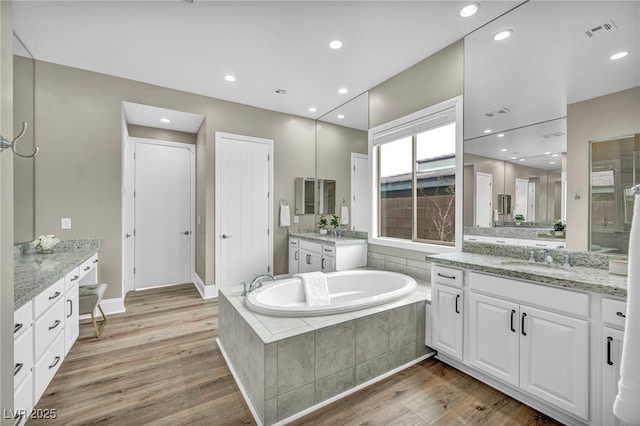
[342,198,347,206]
[279,197,289,206]
[0,122,38,158]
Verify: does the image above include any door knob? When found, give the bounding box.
[125,233,132,238]
[222,234,232,239]
[182,231,191,235]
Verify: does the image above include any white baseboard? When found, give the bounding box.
[193,272,218,299]
[79,297,125,320]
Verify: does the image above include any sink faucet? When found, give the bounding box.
[540,249,554,265]
[249,274,275,292]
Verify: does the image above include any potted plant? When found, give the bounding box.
[330,214,340,229]
[318,215,328,234]
[514,214,525,225]
[32,234,60,254]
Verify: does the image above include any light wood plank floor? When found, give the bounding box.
[33,284,562,425]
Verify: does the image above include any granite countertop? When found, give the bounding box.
[221,279,430,344]
[429,252,627,298]
[14,239,101,309]
[288,232,367,246]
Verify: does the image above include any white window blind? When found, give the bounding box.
[372,107,456,146]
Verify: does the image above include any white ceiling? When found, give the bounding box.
[12,0,522,130]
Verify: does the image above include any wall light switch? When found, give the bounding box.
[197,215,201,225]
[61,218,72,229]
[294,215,299,224]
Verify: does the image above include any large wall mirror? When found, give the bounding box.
[464,1,639,250]
[315,92,369,230]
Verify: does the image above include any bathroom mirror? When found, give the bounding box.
[463,1,639,249]
[315,92,369,228]
[316,178,336,215]
[590,134,639,254]
[13,32,37,242]
[294,177,315,215]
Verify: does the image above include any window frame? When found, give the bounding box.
[368,96,463,254]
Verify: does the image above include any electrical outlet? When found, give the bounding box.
[294,215,299,224]
[61,218,72,229]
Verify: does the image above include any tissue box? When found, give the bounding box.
[609,259,628,276]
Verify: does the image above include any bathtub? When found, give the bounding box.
[245,270,417,317]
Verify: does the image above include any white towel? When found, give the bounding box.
[493,209,499,222]
[294,272,330,306]
[279,205,290,227]
[340,205,349,225]
[614,193,640,424]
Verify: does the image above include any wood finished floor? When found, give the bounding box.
[33,284,563,426]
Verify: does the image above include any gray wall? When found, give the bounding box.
[127,124,197,145]
[567,86,640,250]
[1,0,14,419]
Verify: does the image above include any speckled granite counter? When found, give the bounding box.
[429,251,627,298]
[14,239,100,309]
[288,231,367,246]
[464,226,564,242]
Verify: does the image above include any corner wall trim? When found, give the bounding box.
[194,273,218,299]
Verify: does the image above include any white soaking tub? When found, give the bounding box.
[245,269,417,317]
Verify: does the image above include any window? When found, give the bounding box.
[371,97,462,252]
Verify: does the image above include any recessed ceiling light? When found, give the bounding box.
[501,148,508,152]
[610,51,629,60]
[552,154,559,157]
[459,3,479,18]
[494,29,513,41]
[497,133,505,138]
[329,40,343,50]
[337,114,345,119]
[309,107,317,113]
[544,151,551,155]
[338,88,348,94]
[160,118,170,123]
[224,75,236,82]
[519,158,526,162]
[511,156,518,160]
[550,161,557,165]
[484,129,492,134]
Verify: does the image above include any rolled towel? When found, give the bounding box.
[279,205,290,227]
[294,271,330,306]
[613,194,640,424]
[340,205,349,225]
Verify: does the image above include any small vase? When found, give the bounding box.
[319,229,328,235]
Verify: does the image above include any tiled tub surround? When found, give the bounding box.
[217,281,432,425]
[14,239,101,308]
[367,252,432,282]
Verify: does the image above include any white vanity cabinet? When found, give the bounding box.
[288,239,299,275]
[289,236,366,275]
[14,300,34,426]
[298,240,322,273]
[468,272,590,420]
[431,265,464,361]
[601,298,629,426]
[65,267,80,354]
[321,245,335,273]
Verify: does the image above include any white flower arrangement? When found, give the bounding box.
[32,234,60,253]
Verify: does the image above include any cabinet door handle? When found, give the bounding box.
[14,412,24,426]
[306,254,311,265]
[455,294,460,314]
[49,319,61,330]
[521,313,527,336]
[510,309,516,332]
[607,337,614,365]
[67,299,73,318]
[321,258,325,271]
[14,363,23,376]
[616,311,626,318]
[437,272,456,280]
[49,356,61,369]
[294,251,298,261]
[49,291,61,300]
[14,323,23,334]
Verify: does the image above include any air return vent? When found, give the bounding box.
[585,19,617,38]
[484,107,511,118]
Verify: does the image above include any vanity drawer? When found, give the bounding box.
[34,298,65,361]
[14,300,32,338]
[14,371,33,426]
[34,332,65,402]
[602,298,627,329]
[322,244,336,257]
[299,239,322,253]
[432,265,464,288]
[34,278,65,319]
[14,326,33,388]
[289,238,299,248]
[78,254,99,281]
[463,235,485,242]
[65,267,81,292]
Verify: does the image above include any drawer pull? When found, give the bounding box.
[510,309,516,332]
[14,323,23,334]
[455,294,460,314]
[14,363,23,376]
[324,248,331,252]
[49,319,61,330]
[49,356,61,369]
[70,275,80,281]
[48,291,61,300]
[84,266,91,271]
[616,311,626,318]
[93,258,99,263]
[521,313,527,336]
[437,272,456,280]
[496,240,506,243]
[607,337,614,365]
[14,413,24,426]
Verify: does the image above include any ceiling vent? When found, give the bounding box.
[585,20,617,38]
[274,89,287,95]
[541,132,565,139]
[484,107,511,118]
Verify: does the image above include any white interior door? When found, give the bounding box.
[215,132,273,289]
[528,182,536,222]
[134,140,193,289]
[514,178,528,219]
[475,172,493,227]
[351,153,369,232]
[122,123,135,294]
